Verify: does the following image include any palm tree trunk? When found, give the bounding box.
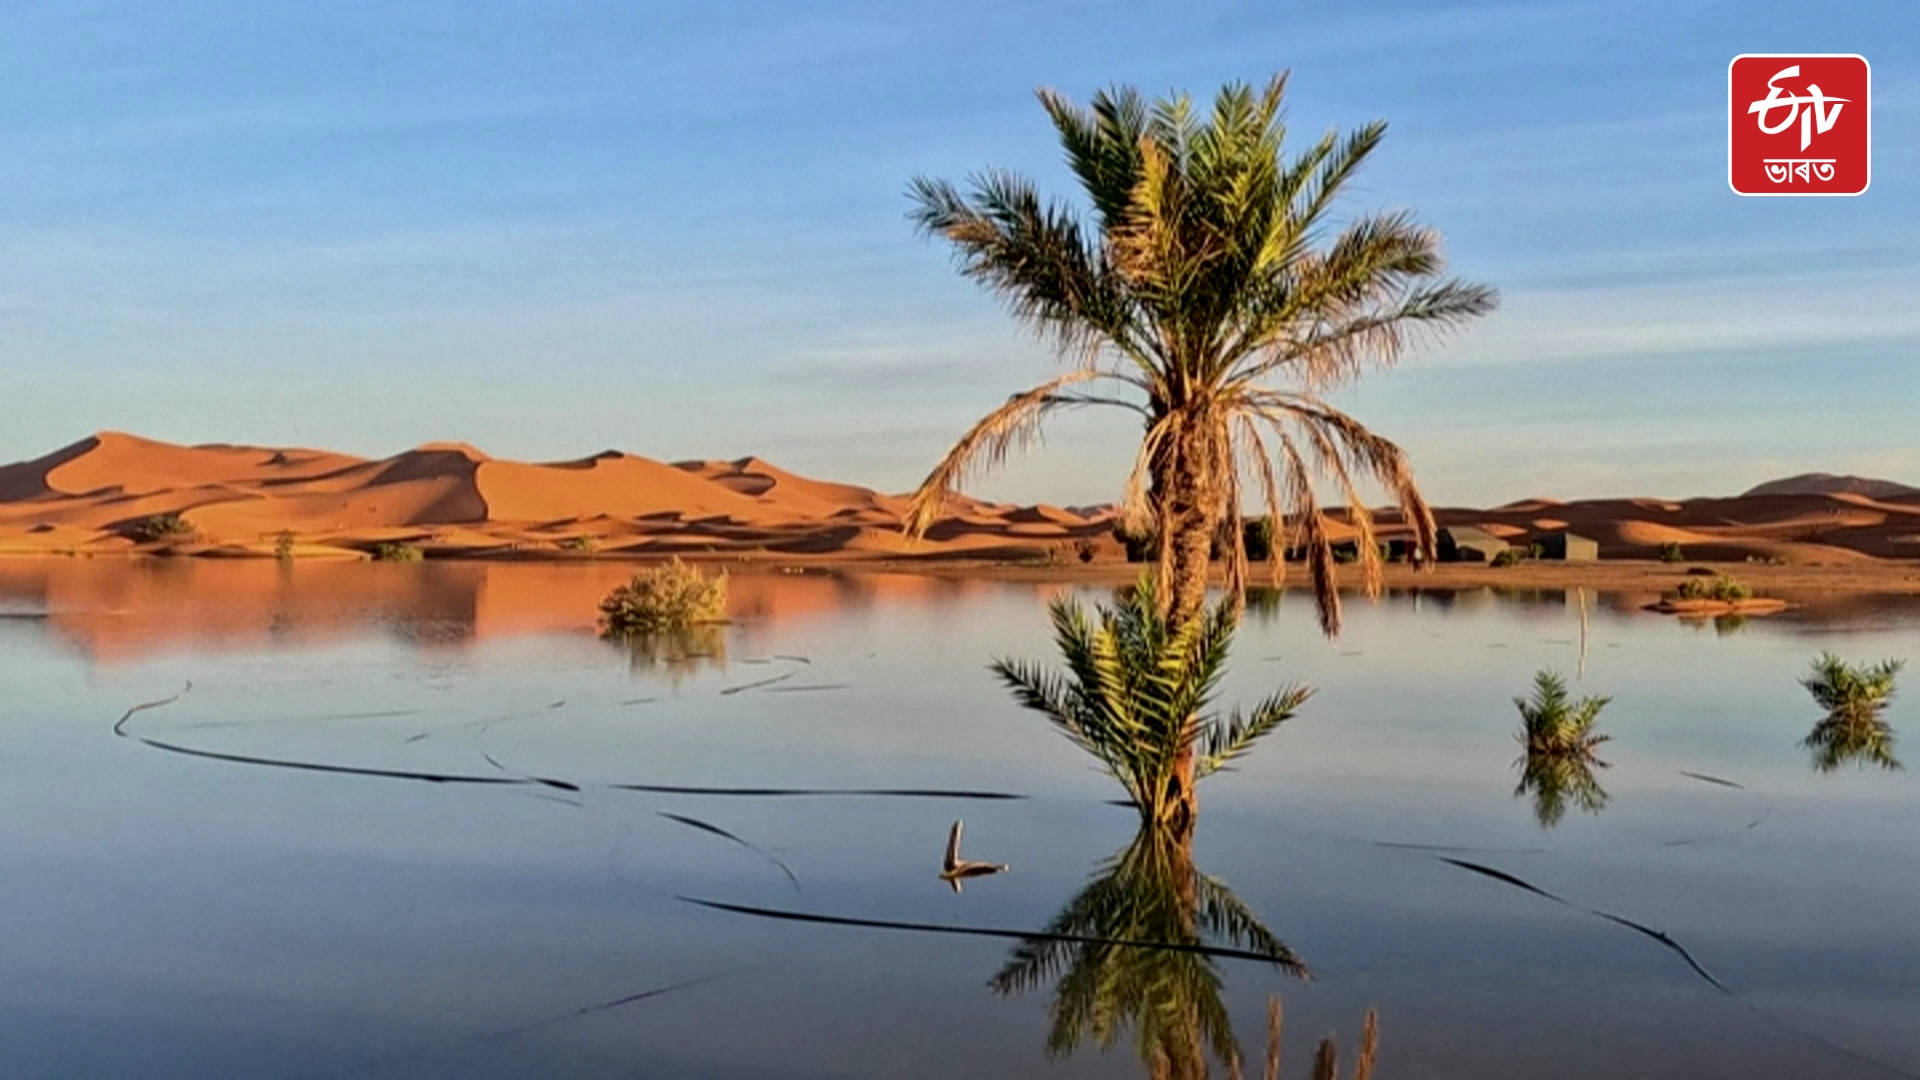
[1152,426,1221,839]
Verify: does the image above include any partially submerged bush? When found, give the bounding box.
[371,542,423,563]
[1491,548,1524,568]
[274,530,296,560]
[1514,671,1611,826]
[1665,574,1751,602]
[1515,670,1610,758]
[1242,516,1276,562]
[1658,541,1685,563]
[993,575,1311,827]
[131,513,195,543]
[559,536,597,553]
[1801,652,1902,720]
[599,557,729,636]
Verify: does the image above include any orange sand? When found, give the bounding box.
[6,432,1920,571]
[0,433,1108,561]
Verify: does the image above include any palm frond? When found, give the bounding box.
[904,369,1116,538]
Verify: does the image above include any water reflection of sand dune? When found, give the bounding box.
[0,561,1056,663]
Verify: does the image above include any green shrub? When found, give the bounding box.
[1491,548,1524,568]
[1801,652,1902,719]
[1666,574,1751,602]
[599,557,729,636]
[371,542,423,563]
[131,513,195,543]
[1332,545,1359,565]
[1112,520,1156,564]
[1515,670,1611,758]
[1242,516,1276,562]
[560,536,597,553]
[274,530,296,560]
[1658,541,1685,563]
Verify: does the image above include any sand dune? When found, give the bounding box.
[3,432,1918,568]
[0,433,1107,560]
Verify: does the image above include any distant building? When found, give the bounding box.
[1437,526,1510,563]
[1536,531,1599,561]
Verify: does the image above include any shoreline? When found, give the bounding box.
[9,549,1920,595]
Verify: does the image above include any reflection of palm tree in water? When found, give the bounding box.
[1515,751,1609,827]
[991,824,1306,1078]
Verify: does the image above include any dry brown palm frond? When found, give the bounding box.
[905,368,1115,538]
[1295,416,1385,600]
[1354,1009,1378,1080]
[1236,416,1289,591]
[1264,996,1283,1080]
[1311,1037,1338,1080]
[1275,429,1341,635]
[1120,415,1177,537]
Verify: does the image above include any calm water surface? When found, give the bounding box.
[3,561,1917,1078]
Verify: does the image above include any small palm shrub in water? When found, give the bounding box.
[1801,652,1901,720]
[1515,671,1610,758]
[1801,653,1903,771]
[992,576,1311,827]
[599,557,729,637]
[1514,671,1611,825]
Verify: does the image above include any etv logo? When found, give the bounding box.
[1729,54,1870,196]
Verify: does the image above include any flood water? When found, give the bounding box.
[3,560,1917,1079]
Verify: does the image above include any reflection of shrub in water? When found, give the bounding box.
[1803,714,1901,772]
[1800,653,1903,772]
[619,626,727,679]
[1513,671,1611,827]
[1516,751,1610,826]
[599,558,729,635]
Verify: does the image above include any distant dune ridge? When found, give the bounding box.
[2,432,1918,565]
[1740,473,1920,499]
[0,432,1112,560]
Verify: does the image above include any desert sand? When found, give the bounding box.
[5,433,1920,580]
[0,432,1108,561]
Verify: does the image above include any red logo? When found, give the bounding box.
[1729,55,1870,196]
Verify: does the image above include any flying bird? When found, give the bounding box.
[939,819,1008,893]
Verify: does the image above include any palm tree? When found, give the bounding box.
[993,576,1310,831]
[905,75,1495,636]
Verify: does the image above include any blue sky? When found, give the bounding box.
[3,0,1917,506]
